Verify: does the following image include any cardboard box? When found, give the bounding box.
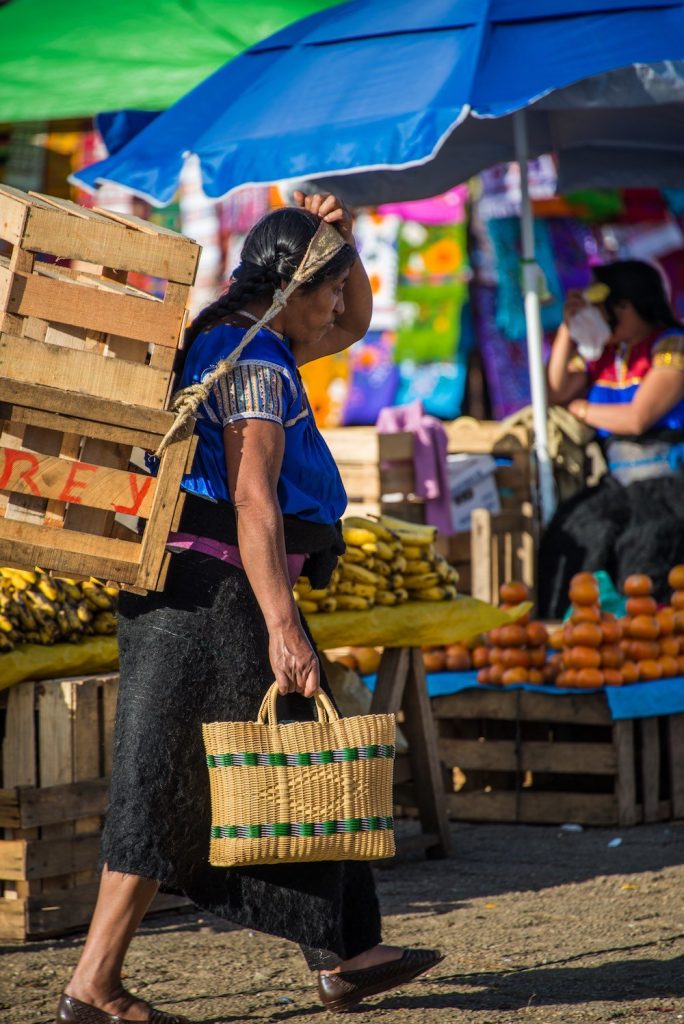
[447,453,501,532]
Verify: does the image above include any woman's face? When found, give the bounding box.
[602,299,650,344]
[282,269,349,344]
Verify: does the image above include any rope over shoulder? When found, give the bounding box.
[155,221,347,458]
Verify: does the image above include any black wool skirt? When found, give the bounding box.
[102,550,382,962]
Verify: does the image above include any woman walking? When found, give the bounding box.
[56,193,442,1024]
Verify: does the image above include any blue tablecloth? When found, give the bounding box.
[362,670,684,721]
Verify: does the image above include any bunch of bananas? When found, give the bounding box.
[0,567,118,652]
[293,515,459,615]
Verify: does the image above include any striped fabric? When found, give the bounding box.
[206,744,396,768]
[203,361,286,427]
[211,817,394,839]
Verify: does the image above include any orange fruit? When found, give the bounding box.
[659,655,679,678]
[624,574,654,597]
[489,663,505,685]
[626,596,658,617]
[501,647,531,669]
[472,645,490,669]
[527,668,543,685]
[629,615,660,641]
[477,668,492,685]
[529,646,547,668]
[423,650,446,673]
[621,660,639,684]
[600,617,623,644]
[526,621,549,647]
[446,648,472,672]
[571,604,601,625]
[656,608,676,636]
[600,644,624,669]
[668,564,684,590]
[576,667,604,688]
[603,669,623,687]
[499,624,528,648]
[502,666,528,685]
[566,646,601,670]
[674,611,684,634]
[558,669,578,687]
[489,647,504,665]
[488,626,502,646]
[660,636,680,658]
[672,590,684,611]
[499,580,530,605]
[570,571,596,588]
[499,604,530,625]
[678,655,684,676]
[334,653,359,670]
[542,663,558,684]
[569,579,600,607]
[639,659,662,681]
[549,629,565,650]
[628,639,661,662]
[571,622,603,648]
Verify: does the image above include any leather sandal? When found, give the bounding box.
[55,992,189,1024]
[317,947,444,1013]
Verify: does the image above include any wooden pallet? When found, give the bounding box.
[0,381,196,590]
[417,688,684,827]
[321,427,418,521]
[0,674,189,940]
[0,186,200,412]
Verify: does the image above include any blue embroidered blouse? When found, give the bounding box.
[179,323,347,525]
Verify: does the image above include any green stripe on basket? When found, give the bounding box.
[206,744,395,769]
[210,817,394,840]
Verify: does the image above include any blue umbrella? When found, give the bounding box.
[73,0,684,522]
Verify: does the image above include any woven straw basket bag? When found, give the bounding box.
[202,683,396,867]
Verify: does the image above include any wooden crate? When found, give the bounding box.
[415,688,684,827]
[321,427,419,520]
[0,185,200,412]
[0,674,189,940]
[0,380,196,590]
[443,419,534,513]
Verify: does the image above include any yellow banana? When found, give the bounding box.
[336,595,372,611]
[404,559,434,575]
[318,597,337,613]
[338,581,376,599]
[394,588,409,603]
[81,581,114,610]
[25,590,57,619]
[0,614,14,634]
[343,517,396,542]
[374,575,389,591]
[295,577,312,594]
[400,545,422,560]
[104,585,120,600]
[37,576,61,602]
[76,602,93,624]
[93,612,118,635]
[342,527,378,547]
[390,574,404,589]
[304,588,330,601]
[415,586,448,601]
[56,608,72,638]
[435,558,450,581]
[404,573,440,590]
[374,590,397,606]
[444,584,458,600]
[360,541,378,555]
[379,515,436,542]
[58,579,83,602]
[0,633,15,653]
[342,546,366,565]
[372,559,391,577]
[341,563,381,586]
[391,555,407,573]
[296,599,319,614]
[0,568,33,590]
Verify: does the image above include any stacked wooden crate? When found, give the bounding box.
[429,688,684,827]
[0,674,188,940]
[0,185,201,590]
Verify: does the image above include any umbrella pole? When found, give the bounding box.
[513,109,556,525]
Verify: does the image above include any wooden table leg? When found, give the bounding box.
[371,647,452,860]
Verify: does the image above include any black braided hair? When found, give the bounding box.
[179,207,356,364]
[593,260,682,332]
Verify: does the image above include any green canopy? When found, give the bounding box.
[0,0,343,123]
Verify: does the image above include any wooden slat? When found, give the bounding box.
[0,834,101,881]
[668,715,684,820]
[0,378,175,435]
[136,436,194,589]
[0,185,34,246]
[2,682,36,789]
[71,680,102,884]
[431,689,612,727]
[641,717,661,824]
[321,427,413,464]
[438,738,617,775]
[4,269,185,347]
[0,444,156,518]
[0,334,171,409]
[613,720,639,826]
[21,199,200,284]
[446,790,618,826]
[0,790,21,830]
[7,404,164,453]
[38,681,75,890]
[1,779,109,830]
[0,517,141,583]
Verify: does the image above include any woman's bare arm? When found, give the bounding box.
[569,366,684,435]
[547,292,589,405]
[223,418,319,696]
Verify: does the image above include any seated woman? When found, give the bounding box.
[539,259,684,618]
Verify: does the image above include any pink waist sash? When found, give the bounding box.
[167,532,306,586]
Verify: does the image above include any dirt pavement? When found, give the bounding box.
[2,820,683,1024]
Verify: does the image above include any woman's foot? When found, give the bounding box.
[322,943,405,974]
[317,946,444,1013]
[58,985,187,1023]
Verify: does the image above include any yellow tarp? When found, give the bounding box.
[0,636,119,691]
[308,596,526,650]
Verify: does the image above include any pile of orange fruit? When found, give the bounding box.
[470,581,553,686]
[548,573,626,688]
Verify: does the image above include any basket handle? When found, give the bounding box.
[256,682,339,726]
